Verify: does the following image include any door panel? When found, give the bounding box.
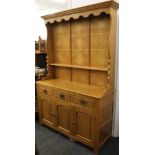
[74,107,94,144]
[76,112,91,139]
[40,96,54,126]
[57,105,69,130]
[42,99,52,122]
[55,99,71,134]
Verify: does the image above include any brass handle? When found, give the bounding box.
[51,113,58,117]
[60,94,65,99]
[43,89,47,94]
[54,113,58,117]
[50,113,57,117]
[80,99,87,105]
[72,121,76,124]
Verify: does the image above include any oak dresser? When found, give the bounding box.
[36,0,119,153]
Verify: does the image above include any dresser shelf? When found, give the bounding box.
[50,63,108,72]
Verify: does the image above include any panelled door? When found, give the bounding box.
[73,107,94,146]
[40,94,54,127]
[54,99,71,135]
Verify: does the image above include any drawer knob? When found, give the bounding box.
[80,99,87,105]
[54,113,58,117]
[43,89,47,94]
[60,94,65,99]
[72,121,76,124]
[51,113,57,117]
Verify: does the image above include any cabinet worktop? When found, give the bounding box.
[36,79,113,98]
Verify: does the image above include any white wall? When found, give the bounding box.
[34,13,47,40]
[70,0,110,8]
[113,12,119,136]
[34,1,67,40]
[70,0,119,8]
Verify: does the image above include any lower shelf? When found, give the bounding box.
[50,63,108,72]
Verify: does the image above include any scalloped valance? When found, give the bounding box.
[41,0,119,24]
[44,8,110,24]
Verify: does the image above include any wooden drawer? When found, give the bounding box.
[40,93,52,100]
[55,90,71,102]
[73,95,94,108]
[39,86,52,96]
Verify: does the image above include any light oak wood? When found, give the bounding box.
[73,95,94,109]
[90,71,108,87]
[54,99,71,135]
[39,86,52,96]
[39,94,55,127]
[37,0,118,153]
[37,79,112,98]
[37,80,115,152]
[74,107,94,145]
[55,67,71,81]
[72,69,89,84]
[50,63,108,71]
[41,0,118,22]
[55,89,71,102]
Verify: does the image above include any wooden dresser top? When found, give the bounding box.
[36,79,113,98]
[41,0,119,23]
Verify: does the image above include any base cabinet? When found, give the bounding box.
[40,97,94,144]
[36,82,114,153]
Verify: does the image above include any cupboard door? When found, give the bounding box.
[74,107,94,145]
[40,96,54,126]
[55,99,71,135]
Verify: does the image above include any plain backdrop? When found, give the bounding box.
[0,0,155,155]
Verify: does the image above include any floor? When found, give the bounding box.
[35,121,119,155]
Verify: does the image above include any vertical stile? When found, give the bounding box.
[88,16,91,85]
[107,14,111,87]
[107,59,110,87]
[51,24,55,79]
[70,20,72,81]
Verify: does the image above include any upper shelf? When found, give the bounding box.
[50,63,108,72]
[41,0,119,24]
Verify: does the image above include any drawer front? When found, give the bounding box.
[40,93,51,100]
[39,86,52,96]
[55,90,71,102]
[73,96,94,108]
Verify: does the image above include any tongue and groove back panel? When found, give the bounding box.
[51,14,110,87]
